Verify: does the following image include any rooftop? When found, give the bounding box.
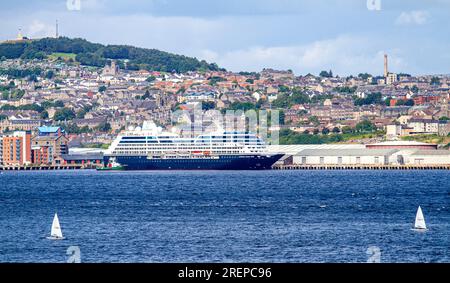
[411,150,450,156]
[38,126,64,133]
[368,141,435,146]
[295,149,399,156]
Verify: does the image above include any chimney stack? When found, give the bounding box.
[56,20,59,38]
[384,54,388,78]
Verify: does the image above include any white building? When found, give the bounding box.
[386,124,402,140]
[405,150,450,165]
[0,136,3,165]
[408,119,439,134]
[287,146,450,166]
[293,149,398,165]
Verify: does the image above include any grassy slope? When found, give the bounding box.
[48,52,77,61]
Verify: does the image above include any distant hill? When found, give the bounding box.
[0,37,222,73]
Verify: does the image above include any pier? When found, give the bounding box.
[272,164,450,170]
[0,165,87,171]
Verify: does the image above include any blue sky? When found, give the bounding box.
[1,0,450,76]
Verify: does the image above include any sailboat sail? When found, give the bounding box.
[414,206,427,230]
[51,213,63,238]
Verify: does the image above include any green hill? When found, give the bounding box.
[0,37,221,73]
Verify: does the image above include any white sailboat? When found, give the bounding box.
[47,213,65,240]
[412,206,427,231]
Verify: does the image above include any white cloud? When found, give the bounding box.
[198,36,407,76]
[395,11,429,26]
[26,20,55,38]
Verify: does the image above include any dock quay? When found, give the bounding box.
[0,165,88,171]
[272,164,450,170]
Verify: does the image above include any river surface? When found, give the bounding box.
[0,170,448,262]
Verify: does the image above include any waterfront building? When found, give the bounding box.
[291,148,450,166]
[407,150,450,165]
[1,131,32,166]
[31,126,69,165]
[293,149,397,165]
[61,153,103,166]
[0,136,3,165]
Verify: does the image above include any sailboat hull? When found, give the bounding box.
[46,236,65,240]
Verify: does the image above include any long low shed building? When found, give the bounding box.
[293,149,398,165]
[292,149,450,165]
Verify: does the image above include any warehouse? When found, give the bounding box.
[293,149,399,165]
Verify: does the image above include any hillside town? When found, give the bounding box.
[1,52,450,168]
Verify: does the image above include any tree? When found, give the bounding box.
[40,110,49,119]
[202,101,216,111]
[319,70,333,78]
[385,98,392,106]
[355,120,376,133]
[45,70,55,79]
[279,110,285,125]
[308,116,320,126]
[76,109,87,118]
[0,114,7,121]
[439,116,450,121]
[141,90,150,100]
[208,76,226,86]
[342,126,353,134]
[98,85,107,93]
[358,73,372,80]
[354,92,383,106]
[396,99,414,106]
[411,85,419,93]
[322,128,330,135]
[278,85,290,93]
[313,128,320,135]
[96,122,111,132]
[54,107,76,121]
[334,86,357,94]
[146,76,156,82]
[332,127,340,134]
[228,102,257,111]
[54,100,65,108]
[430,76,441,86]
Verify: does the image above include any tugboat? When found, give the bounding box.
[97,158,125,171]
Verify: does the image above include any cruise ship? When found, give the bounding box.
[103,122,283,170]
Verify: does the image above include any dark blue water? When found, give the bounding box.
[0,170,448,263]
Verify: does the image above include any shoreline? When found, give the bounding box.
[1,165,450,171]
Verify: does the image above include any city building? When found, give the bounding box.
[31,126,69,165]
[61,153,103,166]
[293,149,397,165]
[386,73,398,85]
[407,119,439,134]
[102,61,119,77]
[386,124,402,140]
[438,120,450,136]
[0,119,43,132]
[1,131,32,166]
[0,136,3,165]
